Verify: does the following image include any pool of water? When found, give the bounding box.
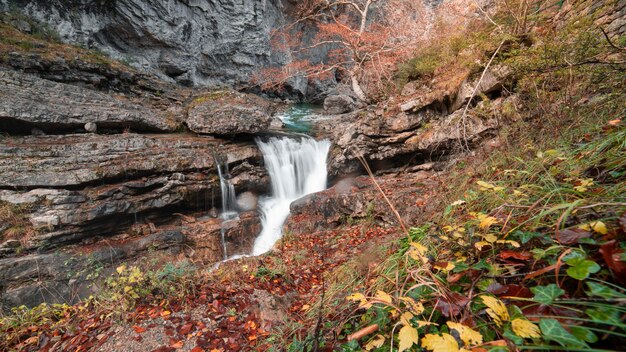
[276,104,327,133]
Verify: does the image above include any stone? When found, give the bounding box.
[84,122,97,133]
[186,91,275,135]
[237,192,259,212]
[323,94,356,114]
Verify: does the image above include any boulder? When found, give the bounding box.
[186,91,275,135]
[0,69,181,133]
[323,94,356,114]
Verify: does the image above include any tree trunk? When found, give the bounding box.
[351,73,367,102]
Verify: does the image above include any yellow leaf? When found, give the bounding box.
[399,296,425,315]
[590,221,607,235]
[483,234,498,243]
[446,321,483,345]
[474,241,492,250]
[408,242,428,263]
[400,311,414,326]
[476,180,496,190]
[346,293,370,309]
[415,320,438,327]
[398,325,419,352]
[434,262,455,271]
[375,290,393,305]
[479,216,499,229]
[511,318,541,339]
[421,333,459,352]
[365,334,385,351]
[480,296,509,326]
[495,239,521,248]
[123,285,132,293]
[116,265,126,274]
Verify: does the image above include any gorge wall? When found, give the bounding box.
[0,0,318,95]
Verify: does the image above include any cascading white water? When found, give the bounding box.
[252,136,331,255]
[215,155,238,259]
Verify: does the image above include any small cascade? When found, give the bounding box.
[252,136,331,255]
[214,154,239,259]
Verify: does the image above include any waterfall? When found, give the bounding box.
[252,136,331,255]
[214,154,238,259]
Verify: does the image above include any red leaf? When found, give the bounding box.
[190,347,204,352]
[553,227,591,244]
[132,325,146,334]
[498,250,532,261]
[435,292,469,317]
[179,323,193,335]
[553,228,592,244]
[600,240,626,284]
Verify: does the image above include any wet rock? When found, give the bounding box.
[0,69,181,133]
[184,211,261,262]
[0,134,267,249]
[186,91,275,135]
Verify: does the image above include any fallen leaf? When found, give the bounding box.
[421,333,459,352]
[498,250,532,261]
[512,318,541,338]
[399,296,425,315]
[398,325,419,352]
[171,340,184,349]
[365,335,385,351]
[447,321,483,345]
[375,290,393,305]
[436,292,469,317]
[161,310,171,317]
[553,228,592,245]
[599,240,626,284]
[480,296,509,326]
[133,325,146,333]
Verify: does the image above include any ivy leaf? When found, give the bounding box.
[503,328,524,345]
[566,258,601,280]
[539,319,587,348]
[480,295,509,326]
[569,326,598,343]
[586,306,622,325]
[446,321,483,345]
[398,325,419,352]
[531,284,565,305]
[511,318,541,338]
[586,281,626,299]
[421,333,459,352]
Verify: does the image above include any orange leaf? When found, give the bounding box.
[161,310,171,317]
[133,325,146,333]
[171,340,184,349]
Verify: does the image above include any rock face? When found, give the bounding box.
[0,0,289,88]
[316,68,515,177]
[0,133,266,250]
[186,91,276,135]
[0,69,181,133]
